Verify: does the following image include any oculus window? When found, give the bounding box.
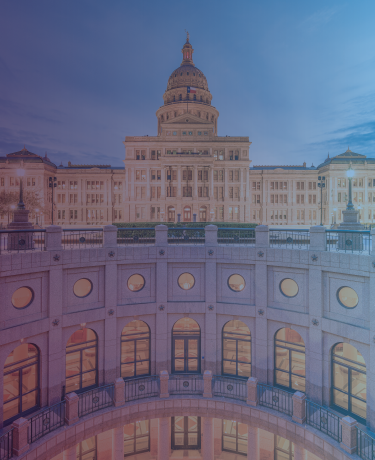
[178,273,195,290]
[11,286,34,309]
[337,286,358,309]
[73,279,93,298]
[228,274,246,292]
[279,278,298,298]
[127,274,145,292]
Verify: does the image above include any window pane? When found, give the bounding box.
[22,389,37,411]
[223,339,236,360]
[275,370,289,388]
[136,436,149,452]
[174,340,184,358]
[82,371,96,388]
[238,363,251,378]
[188,340,198,358]
[291,351,305,376]
[121,363,135,378]
[3,372,19,401]
[223,436,236,452]
[275,347,289,371]
[351,397,366,419]
[65,375,80,394]
[174,359,185,372]
[333,389,348,410]
[291,375,305,392]
[333,363,348,392]
[121,342,135,362]
[351,371,366,401]
[238,341,251,363]
[82,348,96,372]
[223,360,236,375]
[3,399,19,422]
[124,439,135,455]
[174,416,184,432]
[124,422,135,439]
[136,360,149,376]
[136,339,149,360]
[188,359,198,372]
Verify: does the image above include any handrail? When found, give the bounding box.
[62,228,103,232]
[0,229,46,234]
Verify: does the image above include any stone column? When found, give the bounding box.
[155,224,168,246]
[293,444,305,460]
[247,426,259,460]
[46,225,62,250]
[11,417,30,456]
[202,417,214,460]
[65,392,79,425]
[210,168,214,198]
[224,169,228,198]
[64,445,77,460]
[292,391,306,424]
[130,168,135,198]
[309,225,326,251]
[203,370,213,397]
[114,377,125,407]
[103,225,117,248]
[340,416,358,454]
[113,426,124,460]
[160,370,169,398]
[255,225,269,248]
[161,167,166,198]
[205,225,218,246]
[147,168,151,199]
[158,417,170,460]
[193,166,198,198]
[247,377,258,406]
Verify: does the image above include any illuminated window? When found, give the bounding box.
[222,321,251,378]
[177,273,195,290]
[73,279,93,298]
[222,420,247,455]
[3,344,39,425]
[65,328,97,394]
[124,421,150,457]
[127,274,145,292]
[121,321,150,379]
[274,328,305,392]
[11,286,34,309]
[337,286,358,308]
[76,436,97,460]
[279,278,298,298]
[332,343,366,421]
[172,318,200,373]
[228,274,246,292]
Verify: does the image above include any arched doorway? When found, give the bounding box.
[172,318,200,374]
[121,320,150,379]
[222,320,251,378]
[274,328,305,392]
[168,206,175,222]
[332,343,366,421]
[3,343,39,425]
[183,206,191,222]
[66,328,98,394]
[199,206,207,222]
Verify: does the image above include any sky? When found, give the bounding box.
[0,0,374,168]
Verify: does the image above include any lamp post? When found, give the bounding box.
[35,208,39,226]
[49,176,57,225]
[318,175,325,225]
[346,165,355,210]
[16,168,25,210]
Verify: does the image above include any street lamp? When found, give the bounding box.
[49,176,57,224]
[317,175,325,226]
[346,165,355,210]
[35,208,39,225]
[16,168,25,210]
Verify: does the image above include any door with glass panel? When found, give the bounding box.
[124,421,150,457]
[76,436,97,460]
[222,320,251,378]
[65,328,98,394]
[3,344,39,425]
[121,320,150,379]
[274,328,305,392]
[222,420,247,455]
[275,435,294,460]
[172,318,201,374]
[172,416,201,450]
[332,343,366,422]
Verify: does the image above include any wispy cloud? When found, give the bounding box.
[299,6,342,32]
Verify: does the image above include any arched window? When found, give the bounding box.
[222,321,251,378]
[274,328,305,392]
[332,343,366,421]
[3,343,39,425]
[66,328,98,394]
[121,321,150,379]
[172,318,200,373]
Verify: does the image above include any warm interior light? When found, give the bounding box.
[346,168,355,178]
[17,168,25,177]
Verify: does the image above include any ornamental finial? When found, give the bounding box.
[185,29,189,42]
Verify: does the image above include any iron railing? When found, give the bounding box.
[269,229,310,250]
[217,228,255,246]
[167,228,205,245]
[78,384,114,417]
[257,383,293,416]
[169,374,204,395]
[117,228,155,246]
[0,229,46,254]
[305,400,341,443]
[28,401,66,444]
[357,427,375,460]
[326,230,371,254]
[62,228,103,249]
[212,375,247,401]
[0,429,13,460]
[124,375,159,402]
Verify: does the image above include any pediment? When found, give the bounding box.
[164,114,212,125]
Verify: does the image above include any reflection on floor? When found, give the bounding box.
[51,416,323,460]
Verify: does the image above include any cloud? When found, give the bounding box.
[299,6,341,32]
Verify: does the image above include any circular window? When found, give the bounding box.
[228,274,246,292]
[73,279,93,298]
[280,279,299,298]
[178,273,195,290]
[127,274,145,292]
[337,286,358,309]
[11,287,34,309]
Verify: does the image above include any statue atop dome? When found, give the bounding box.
[181,33,194,65]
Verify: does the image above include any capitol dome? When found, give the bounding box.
[166,64,209,92]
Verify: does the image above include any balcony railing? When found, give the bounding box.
[124,375,159,402]
[169,374,204,395]
[305,400,341,443]
[257,383,293,416]
[357,427,375,460]
[217,228,255,246]
[326,230,371,255]
[0,229,46,254]
[117,228,155,246]
[78,384,114,417]
[212,375,247,401]
[0,429,13,460]
[167,228,205,245]
[269,229,310,250]
[62,228,103,249]
[28,401,66,444]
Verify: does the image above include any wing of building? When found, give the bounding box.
[1,39,375,227]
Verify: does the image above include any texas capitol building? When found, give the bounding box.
[1,37,375,227]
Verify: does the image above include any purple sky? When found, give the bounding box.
[0,0,374,167]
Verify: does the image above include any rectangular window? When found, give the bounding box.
[214,171,218,181]
[229,170,233,181]
[229,187,233,198]
[338,192,341,202]
[313,195,316,204]
[218,170,224,181]
[0,178,4,186]
[234,170,240,182]
[136,171,141,181]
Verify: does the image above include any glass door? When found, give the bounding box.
[172,337,200,373]
[172,416,201,450]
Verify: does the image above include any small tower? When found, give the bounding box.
[181,31,194,65]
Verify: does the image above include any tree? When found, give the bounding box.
[0,190,45,217]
